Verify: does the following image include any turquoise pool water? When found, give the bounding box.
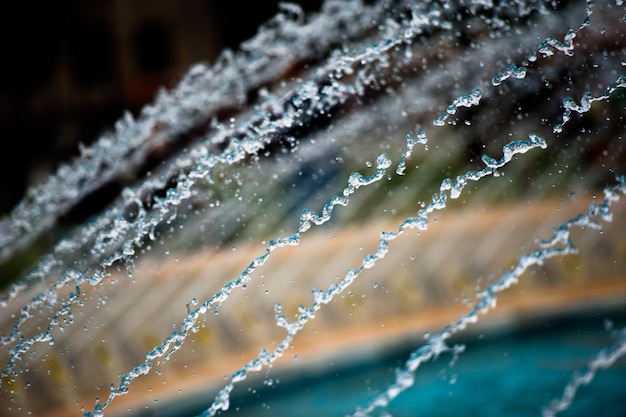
[167,312,626,417]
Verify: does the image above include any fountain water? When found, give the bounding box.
[1,0,626,416]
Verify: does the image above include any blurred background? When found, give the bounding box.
[0,0,321,215]
[0,2,625,416]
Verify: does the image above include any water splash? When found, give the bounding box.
[85,153,396,417]
[553,74,626,133]
[491,64,527,87]
[199,134,546,417]
[352,174,626,417]
[396,130,427,175]
[433,88,482,126]
[0,0,625,416]
[538,28,579,58]
[0,0,413,360]
[0,0,387,269]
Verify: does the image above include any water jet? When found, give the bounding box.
[1,1,626,416]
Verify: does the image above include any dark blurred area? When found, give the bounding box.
[0,0,322,216]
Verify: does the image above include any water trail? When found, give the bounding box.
[493,0,593,87]
[0,0,523,372]
[0,123,277,373]
[0,0,385,268]
[0,0,436,363]
[536,0,592,58]
[0,0,387,314]
[0,0,446,307]
[0,0,624,415]
[396,130,426,175]
[491,64,527,87]
[84,152,396,417]
[553,74,626,133]
[537,28,579,58]
[197,134,546,417]
[352,174,626,417]
[433,88,482,126]
[0,0,565,284]
[542,326,626,417]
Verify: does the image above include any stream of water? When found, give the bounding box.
[1,1,626,416]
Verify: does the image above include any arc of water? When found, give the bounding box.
[0,0,607,413]
[197,134,547,417]
[0,0,446,308]
[0,0,490,370]
[537,0,594,59]
[0,0,564,325]
[0,0,430,348]
[396,130,427,176]
[432,88,482,126]
[0,0,559,272]
[494,0,594,86]
[0,95,346,374]
[491,63,528,87]
[0,0,474,268]
[542,326,626,417]
[351,173,626,417]
[0,0,386,267]
[235,8,626,409]
[83,151,398,417]
[446,0,606,139]
[537,28,579,58]
[0,0,381,308]
[0,136,266,379]
[553,74,626,133]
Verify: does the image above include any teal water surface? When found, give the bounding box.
[169,313,626,417]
